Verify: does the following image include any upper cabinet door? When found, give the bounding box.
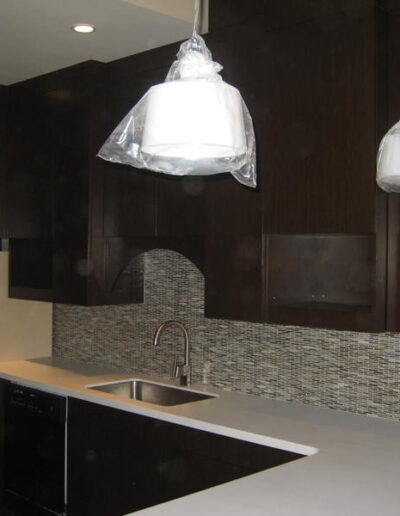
[102,48,206,271]
[263,7,387,332]
[6,78,54,239]
[156,174,205,240]
[102,55,206,242]
[262,12,377,235]
[102,62,167,239]
[205,5,388,331]
[5,61,106,241]
[203,21,265,322]
[52,62,106,241]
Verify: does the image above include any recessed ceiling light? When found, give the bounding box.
[71,24,96,34]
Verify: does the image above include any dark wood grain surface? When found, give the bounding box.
[2,0,398,328]
[385,8,400,330]
[67,397,302,516]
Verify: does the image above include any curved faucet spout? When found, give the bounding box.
[153,320,191,386]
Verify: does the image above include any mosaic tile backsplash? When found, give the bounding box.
[53,249,400,422]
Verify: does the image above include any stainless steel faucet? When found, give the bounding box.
[153,320,191,386]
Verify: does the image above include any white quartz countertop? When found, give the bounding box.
[0,357,399,515]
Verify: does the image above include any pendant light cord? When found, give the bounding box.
[193,0,201,36]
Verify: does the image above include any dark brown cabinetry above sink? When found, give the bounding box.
[103,48,206,270]
[205,2,394,332]
[3,0,400,331]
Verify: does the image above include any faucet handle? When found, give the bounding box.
[180,364,191,386]
[171,356,182,378]
[171,358,191,386]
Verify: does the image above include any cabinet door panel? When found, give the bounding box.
[6,81,53,239]
[203,23,264,322]
[103,66,167,239]
[103,166,157,238]
[52,62,105,241]
[262,11,377,234]
[67,398,302,516]
[205,8,387,330]
[156,175,205,238]
[67,398,162,516]
[6,62,146,306]
[262,8,387,330]
[103,60,205,242]
[53,142,89,241]
[386,10,400,331]
[205,234,264,322]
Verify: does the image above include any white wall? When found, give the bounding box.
[0,251,52,360]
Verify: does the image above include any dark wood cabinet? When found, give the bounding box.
[103,44,205,242]
[263,6,388,331]
[67,397,302,516]
[0,383,66,516]
[208,0,372,32]
[103,50,206,267]
[385,7,400,331]
[6,76,54,240]
[204,3,391,331]
[103,61,165,241]
[68,398,161,516]
[5,61,146,305]
[5,48,206,305]
[3,0,400,328]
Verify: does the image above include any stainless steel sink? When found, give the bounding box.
[87,380,216,406]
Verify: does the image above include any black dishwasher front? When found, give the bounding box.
[4,383,66,516]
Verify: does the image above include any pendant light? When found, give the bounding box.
[377,121,400,192]
[97,0,256,188]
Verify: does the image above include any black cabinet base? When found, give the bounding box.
[68,398,304,516]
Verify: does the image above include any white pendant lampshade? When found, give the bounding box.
[377,121,400,193]
[97,20,256,187]
[141,81,247,163]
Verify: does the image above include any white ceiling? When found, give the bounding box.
[0,0,208,85]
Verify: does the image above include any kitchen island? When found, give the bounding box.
[0,357,398,515]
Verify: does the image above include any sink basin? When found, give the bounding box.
[87,380,216,406]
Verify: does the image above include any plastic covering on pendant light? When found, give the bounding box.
[97,32,257,188]
[377,121,400,193]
